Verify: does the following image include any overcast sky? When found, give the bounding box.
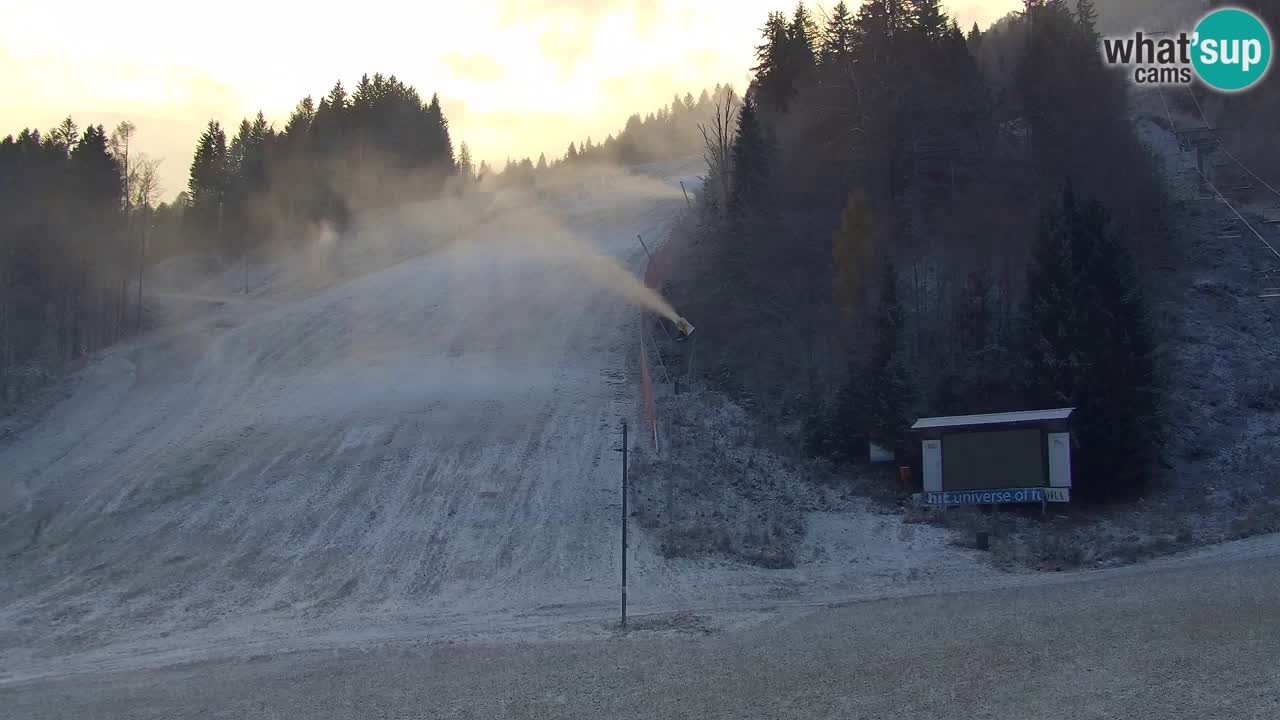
[2,0,1022,200]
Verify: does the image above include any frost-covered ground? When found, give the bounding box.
[0,158,1008,686]
[912,89,1280,570]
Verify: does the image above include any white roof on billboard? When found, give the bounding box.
[911,408,1074,431]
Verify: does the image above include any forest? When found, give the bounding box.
[0,69,714,405]
[3,0,1276,506]
[663,0,1176,503]
[657,0,1278,505]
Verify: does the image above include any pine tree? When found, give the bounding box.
[457,142,475,178]
[284,96,316,138]
[866,258,916,460]
[70,124,123,209]
[787,2,818,77]
[754,12,794,111]
[907,0,949,42]
[326,81,348,112]
[729,94,770,213]
[188,120,228,222]
[565,141,578,162]
[52,117,79,157]
[425,93,455,168]
[536,152,548,171]
[853,0,909,67]
[1076,0,1099,41]
[1023,186,1158,502]
[967,21,983,49]
[820,1,858,76]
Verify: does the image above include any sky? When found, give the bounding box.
[1,0,1023,201]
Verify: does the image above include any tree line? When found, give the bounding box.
[0,119,169,400]
[0,71,734,406]
[681,0,1161,502]
[0,72,461,403]
[485,86,726,188]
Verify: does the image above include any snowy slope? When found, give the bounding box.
[0,159,996,683]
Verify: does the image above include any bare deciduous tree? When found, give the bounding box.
[130,154,163,210]
[130,154,162,329]
[110,121,137,211]
[698,86,737,220]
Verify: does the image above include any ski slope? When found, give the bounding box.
[0,160,994,684]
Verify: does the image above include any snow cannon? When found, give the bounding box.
[674,317,695,343]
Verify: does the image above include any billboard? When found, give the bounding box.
[942,429,1046,491]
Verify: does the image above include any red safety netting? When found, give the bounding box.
[638,241,670,451]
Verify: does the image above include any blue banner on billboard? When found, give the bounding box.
[912,488,1046,507]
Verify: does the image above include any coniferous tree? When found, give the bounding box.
[729,94,770,214]
[865,258,916,460]
[967,21,983,49]
[1075,0,1099,41]
[820,1,858,78]
[1023,186,1158,502]
[52,117,79,157]
[754,12,794,111]
[786,2,819,82]
[284,96,315,138]
[907,0,950,41]
[188,120,228,247]
[457,142,475,179]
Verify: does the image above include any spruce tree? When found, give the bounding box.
[1023,186,1158,502]
[820,1,858,76]
[729,94,769,214]
[284,96,316,138]
[188,120,228,245]
[1076,0,1099,41]
[907,0,949,42]
[866,258,916,460]
[787,2,818,77]
[457,142,475,178]
[754,12,794,111]
[967,21,983,49]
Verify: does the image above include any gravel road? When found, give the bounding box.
[4,546,1277,719]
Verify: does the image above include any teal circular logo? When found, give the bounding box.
[1192,8,1272,92]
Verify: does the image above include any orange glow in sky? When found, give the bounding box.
[1,0,1022,199]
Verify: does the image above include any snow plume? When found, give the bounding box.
[339,158,689,325]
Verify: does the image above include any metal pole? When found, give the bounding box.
[636,233,653,262]
[621,420,628,627]
[136,223,146,330]
[679,180,691,207]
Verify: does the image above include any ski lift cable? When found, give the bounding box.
[1154,84,1177,136]
[1185,85,1280,203]
[1186,85,1210,129]
[1196,166,1280,261]
[1217,143,1280,205]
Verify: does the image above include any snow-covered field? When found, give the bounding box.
[0,158,1000,686]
